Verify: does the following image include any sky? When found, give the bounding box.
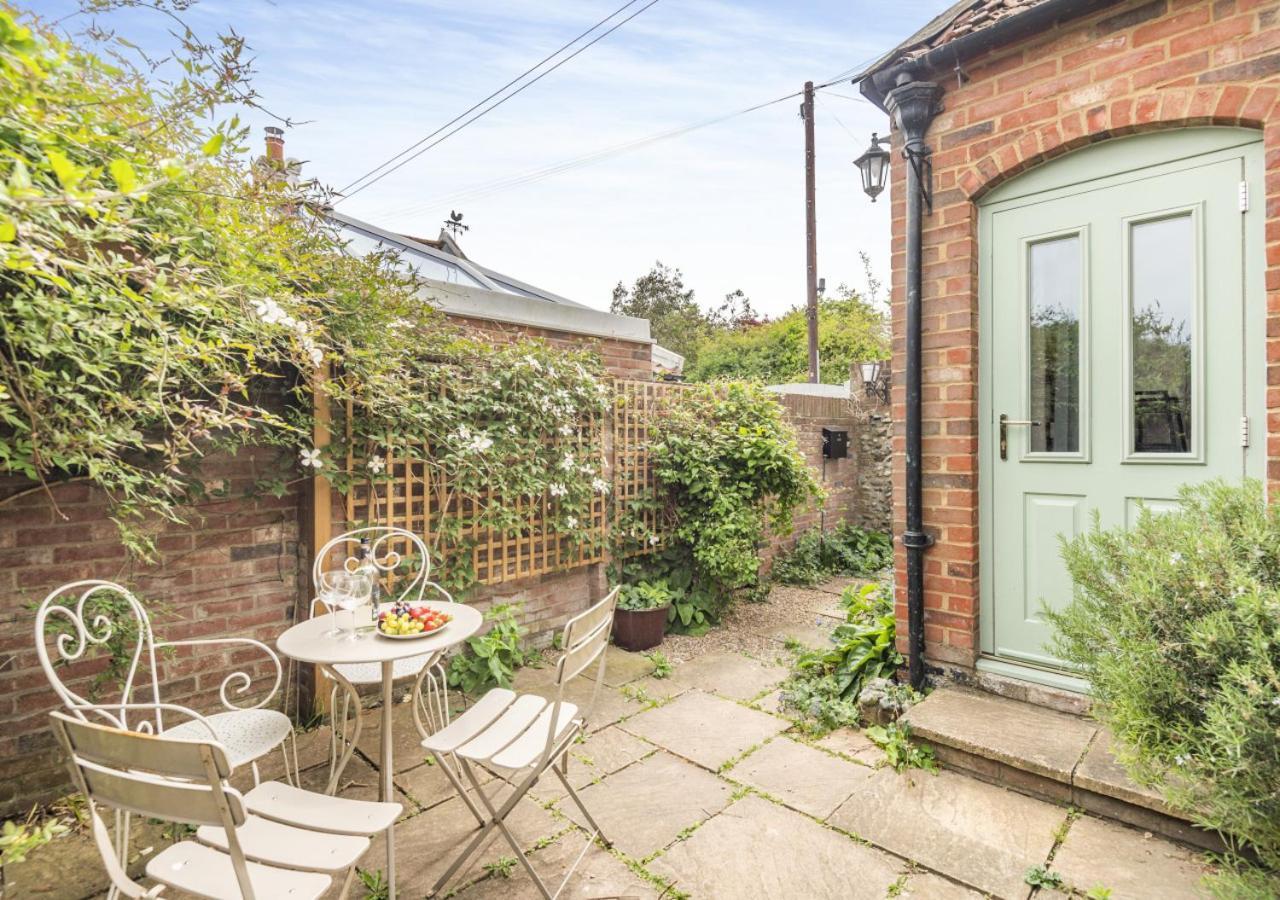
[33,0,953,318]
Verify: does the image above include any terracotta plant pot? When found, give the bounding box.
[611,605,669,652]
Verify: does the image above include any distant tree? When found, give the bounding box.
[611,262,710,363]
[707,289,761,331]
[688,287,888,385]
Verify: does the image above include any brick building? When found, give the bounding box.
[855,0,1277,694]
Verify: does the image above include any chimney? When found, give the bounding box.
[264,126,285,163]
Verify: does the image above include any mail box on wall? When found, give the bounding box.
[822,428,848,460]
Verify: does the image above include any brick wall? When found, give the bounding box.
[882,0,1280,668]
[0,446,303,817]
[449,315,654,379]
[760,391,893,567]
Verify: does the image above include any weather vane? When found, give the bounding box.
[443,210,469,238]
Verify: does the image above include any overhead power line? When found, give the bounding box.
[337,0,663,203]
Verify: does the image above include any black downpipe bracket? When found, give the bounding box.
[885,76,940,691]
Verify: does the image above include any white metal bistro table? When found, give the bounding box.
[277,601,482,899]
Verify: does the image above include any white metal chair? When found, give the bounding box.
[50,709,400,899]
[35,580,296,780]
[311,526,455,793]
[421,587,620,899]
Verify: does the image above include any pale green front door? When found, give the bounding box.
[980,130,1264,674]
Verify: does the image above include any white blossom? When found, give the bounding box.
[525,355,542,372]
[366,457,386,474]
[566,516,579,529]
[559,424,575,436]
[299,447,323,470]
[592,477,610,494]
[452,425,493,454]
[1169,552,1183,564]
[549,483,567,498]
[252,298,288,325]
[560,453,575,471]
[648,534,660,546]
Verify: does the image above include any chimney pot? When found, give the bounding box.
[264,126,285,162]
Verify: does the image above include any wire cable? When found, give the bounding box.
[336,0,645,197]
[337,0,663,203]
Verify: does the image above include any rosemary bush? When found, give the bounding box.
[1049,480,1280,893]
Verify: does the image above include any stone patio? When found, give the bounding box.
[14,581,1216,900]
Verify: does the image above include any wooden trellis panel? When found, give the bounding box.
[611,379,688,556]
[343,401,605,586]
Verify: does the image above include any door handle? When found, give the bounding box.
[999,413,1041,461]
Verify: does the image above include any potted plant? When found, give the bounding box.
[612,580,672,652]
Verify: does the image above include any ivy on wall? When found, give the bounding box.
[0,5,609,568]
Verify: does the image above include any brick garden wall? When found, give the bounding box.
[760,390,894,568]
[0,318,652,819]
[882,0,1280,668]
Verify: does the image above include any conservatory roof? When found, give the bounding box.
[327,210,650,343]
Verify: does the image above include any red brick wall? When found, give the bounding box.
[0,446,302,816]
[449,315,654,379]
[883,0,1280,668]
[760,392,893,568]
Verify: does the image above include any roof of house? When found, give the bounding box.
[853,0,1053,81]
[327,209,653,344]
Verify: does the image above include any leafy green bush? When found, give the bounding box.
[446,604,527,693]
[780,582,902,735]
[772,521,893,586]
[616,580,674,612]
[1048,480,1280,890]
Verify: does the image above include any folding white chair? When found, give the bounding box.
[310,526,455,793]
[421,587,620,899]
[50,709,400,900]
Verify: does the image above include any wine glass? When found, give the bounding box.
[316,569,354,638]
[334,570,374,641]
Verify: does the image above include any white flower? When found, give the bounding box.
[252,297,288,325]
[592,477,610,494]
[549,483,567,498]
[648,535,660,546]
[452,425,493,454]
[299,447,323,470]
[306,343,324,367]
[1174,754,1190,766]
[1169,552,1183,564]
[559,424,575,436]
[566,516,578,529]
[525,355,542,372]
[560,453,575,471]
[367,457,386,474]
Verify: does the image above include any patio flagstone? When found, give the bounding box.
[815,727,884,765]
[725,735,875,820]
[583,644,659,687]
[619,689,790,770]
[754,616,836,650]
[529,724,657,803]
[828,766,1070,898]
[452,836,660,899]
[648,794,908,899]
[554,750,734,859]
[666,650,788,702]
[1045,814,1211,899]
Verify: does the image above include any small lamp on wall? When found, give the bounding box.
[853,133,891,202]
[859,359,889,403]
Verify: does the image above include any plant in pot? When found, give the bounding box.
[612,580,673,652]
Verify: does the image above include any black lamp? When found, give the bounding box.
[853,133,891,202]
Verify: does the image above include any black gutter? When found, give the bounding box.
[858,0,1118,111]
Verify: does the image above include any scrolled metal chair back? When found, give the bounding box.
[313,526,434,606]
[34,580,163,734]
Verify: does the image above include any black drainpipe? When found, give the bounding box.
[884,76,941,691]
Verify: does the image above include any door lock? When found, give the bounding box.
[999,414,1040,460]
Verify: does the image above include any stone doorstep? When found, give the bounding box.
[901,687,1226,851]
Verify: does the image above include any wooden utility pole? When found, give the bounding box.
[802,80,819,383]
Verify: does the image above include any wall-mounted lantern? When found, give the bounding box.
[859,359,890,403]
[853,133,891,202]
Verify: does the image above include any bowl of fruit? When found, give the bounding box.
[377,602,452,639]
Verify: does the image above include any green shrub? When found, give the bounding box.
[446,604,527,693]
[780,582,902,735]
[616,580,674,612]
[772,521,893,586]
[1048,479,1280,890]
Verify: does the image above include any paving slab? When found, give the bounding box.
[755,617,836,650]
[1074,728,1173,815]
[367,790,564,896]
[396,754,495,811]
[584,644,659,687]
[902,686,1097,784]
[829,767,1070,899]
[667,651,788,702]
[555,750,733,860]
[9,817,170,900]
[453,836,659,899]
[649,794,906,899]
[815,727,884,765]
[899,872,989,899]
[354,705,437,774]
[726,736,875,819]
[619,689,790,771]
[530,725,656,803]
[1047,815,1211,900]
